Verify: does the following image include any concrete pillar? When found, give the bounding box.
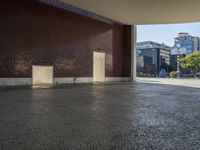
[131,25,137,81]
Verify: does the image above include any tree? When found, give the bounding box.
[170,71,178,78]
[179,51,200,78]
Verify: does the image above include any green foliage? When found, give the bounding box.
[170,71,178,78]
[179,51,200,77]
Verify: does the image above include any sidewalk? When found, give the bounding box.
[137,77,200,88]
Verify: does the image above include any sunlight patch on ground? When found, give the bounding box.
[137,77,200,88]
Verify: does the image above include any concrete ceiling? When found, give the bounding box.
[59,0,200,25]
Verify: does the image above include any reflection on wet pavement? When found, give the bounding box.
[0,82,199,149]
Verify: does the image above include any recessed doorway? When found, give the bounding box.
[93,51,105,82]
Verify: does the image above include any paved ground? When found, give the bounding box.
[137,77,200,88]
[0,79,200,150]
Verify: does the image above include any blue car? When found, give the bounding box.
[159,69,167,78]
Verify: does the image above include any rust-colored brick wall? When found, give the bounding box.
[0,0,132,78]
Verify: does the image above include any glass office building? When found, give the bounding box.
[174,33,200,54]
[137,41,171,77]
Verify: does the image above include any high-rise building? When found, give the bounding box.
[170,54,186,71]
[137,41,171,76]
[171,33,200,71]
[174,33,200,54]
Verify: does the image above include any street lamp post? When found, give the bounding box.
[177,53,180,78]
[176,47,180,78]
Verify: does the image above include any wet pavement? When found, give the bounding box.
[0,81,200,150]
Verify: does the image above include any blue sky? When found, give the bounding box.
[137,22,200,47]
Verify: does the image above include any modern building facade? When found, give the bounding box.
[0,0,133,86]
[174,33,200,54]
[137,41,171,76]
[171,33,200,71]
[170,54,187,71]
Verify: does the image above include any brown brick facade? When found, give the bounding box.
[0,0,132,78]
